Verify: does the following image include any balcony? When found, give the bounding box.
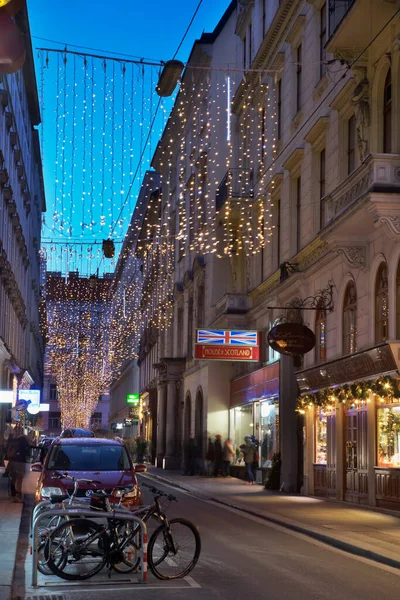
[323,153,400,234]
[215,293,251,317]
[327,0,399,55]
[215,168,254,212]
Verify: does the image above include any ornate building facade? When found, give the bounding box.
[0,5,45,444]
[128,0,400,504]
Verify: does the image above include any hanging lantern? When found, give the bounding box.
[0,0,24,17]
[0,13,25,74]
[156,60,184,97]
[102,239,115,259]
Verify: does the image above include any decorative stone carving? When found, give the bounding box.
[378,216,400,239]
[336,245,367,270]
[325,171,370,222]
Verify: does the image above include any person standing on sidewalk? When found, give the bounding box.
[222,438,234,477]
[8,433,30,502]
[214,435,223,476]
[242,435,257,485]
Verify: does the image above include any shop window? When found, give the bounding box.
[315,411,327,464]
[343,282,357,354]
[375,263,389,343]
[377,406,400,467]
[260,400,279,468]
[231,404,253,464]
[315,305,327,362]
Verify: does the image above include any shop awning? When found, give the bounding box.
[230,361,279,407]
[296,343,399,394]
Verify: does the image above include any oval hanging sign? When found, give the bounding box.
[268,322,316,357]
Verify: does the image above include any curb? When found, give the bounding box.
[141,472,400,572]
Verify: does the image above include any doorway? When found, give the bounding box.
[344,408,368,503]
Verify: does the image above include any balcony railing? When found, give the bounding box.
[215,168,254,212]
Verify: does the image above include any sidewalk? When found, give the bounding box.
[0,467,23,600]
[143,466,400,571]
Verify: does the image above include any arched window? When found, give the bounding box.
[315,304,327,362]
[383,69,392,153]
[375,263,389,342]
[343,282,357,354]
[396,262,400,339]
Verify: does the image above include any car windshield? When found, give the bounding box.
[47,444,131,471]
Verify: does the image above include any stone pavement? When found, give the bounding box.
[0,467,23,600]
[143,466,400,571]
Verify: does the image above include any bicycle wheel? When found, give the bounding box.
[148,518,201,580]
[112,523,141,574]
[37,515,68,575]
[37,537,68,576]
[46,518,109,581]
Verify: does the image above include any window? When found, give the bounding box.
[249,23,252,63]
[315,305,327,362]
[296,177,301,253]
[315,411,327,464]
[375,263,389,342]
[187,175,195,245]
[177,306,184,354]
[261,107,266,162]
[277,79,282,140]
[231,404,253,463]
[243,35,247,69]
[296,44,302,112]
[275,197,281,270]
[48,412,61,430]
[319,149,326,229]
[260,400,279,467]
[378,406,400,468]
[91,412,102,427]
[262,0,266,36]
[197,285,205,327]
[48,444,131,471]
[49,383,57,401]
[178,200,185,261]
[319,3,327,79]
[187,294,194,359]
[396,262,400,339]
[343,282,357,354]
[383,69,392,153]
[347,114,356,174]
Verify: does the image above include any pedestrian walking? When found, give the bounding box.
[205,437,215,476]
[241,435,257,485]
[183,435,199,476]
[222,438,234,476]
[214,434,223,476]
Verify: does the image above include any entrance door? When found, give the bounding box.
[345,409,368,503]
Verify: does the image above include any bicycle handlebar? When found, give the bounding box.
[141,481,177,502]
[54,471,102,485]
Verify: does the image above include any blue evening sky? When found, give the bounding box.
[25,0,231,275]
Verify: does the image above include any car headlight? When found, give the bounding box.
[41,486,63,498]
[124,489,138,499]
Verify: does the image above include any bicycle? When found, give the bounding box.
[33,472,103,575]
[45,482,201,581]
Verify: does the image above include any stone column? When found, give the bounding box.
[279,355,300,492]
[156,382,167,468]
[164,380,180,470]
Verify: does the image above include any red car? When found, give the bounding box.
[32,437,142,507]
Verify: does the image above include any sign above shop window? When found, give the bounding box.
[268,323,315,357]
[195,329,261,362]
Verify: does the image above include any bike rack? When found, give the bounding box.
[31,507,148,587]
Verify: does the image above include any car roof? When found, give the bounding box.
[53,437,124,447]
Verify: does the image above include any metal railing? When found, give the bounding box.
[31,505,148,587]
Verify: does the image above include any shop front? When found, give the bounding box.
[298,343,400,508]
[229,361,279,482]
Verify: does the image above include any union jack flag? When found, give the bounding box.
[196,329,259,346]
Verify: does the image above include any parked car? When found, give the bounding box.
[31,437,142,507]
[59,428,95,438]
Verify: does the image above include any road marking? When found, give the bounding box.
[141,476,400,579]
[185,575,201,588]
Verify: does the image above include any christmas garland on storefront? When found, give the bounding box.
[297,374,400,412]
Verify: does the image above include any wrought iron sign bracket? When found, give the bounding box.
[266,281,335,315]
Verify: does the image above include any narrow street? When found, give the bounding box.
[15,478,400,600]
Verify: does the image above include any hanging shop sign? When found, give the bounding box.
[195,329,261,362]
[268,323,315,357]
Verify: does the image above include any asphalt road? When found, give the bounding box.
[16,476,400,600]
